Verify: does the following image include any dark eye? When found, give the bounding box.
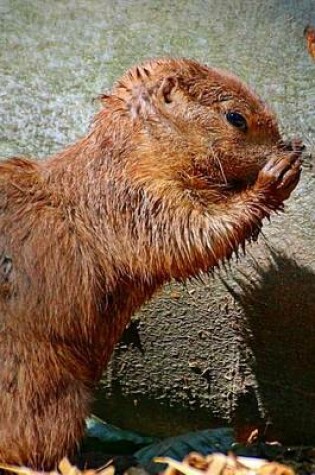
[226,111,248,131]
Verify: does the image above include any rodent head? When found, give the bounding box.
[104,59,296,198]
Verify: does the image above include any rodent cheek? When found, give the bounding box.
[198,117,235,148]
[247,114,282,145]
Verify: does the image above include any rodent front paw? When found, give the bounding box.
[255,151,302,203]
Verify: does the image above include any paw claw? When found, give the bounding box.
[256,151,302,203]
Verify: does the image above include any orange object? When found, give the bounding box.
[304,25,315,59]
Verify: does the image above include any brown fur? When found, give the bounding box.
[0,58,302,469]
[304,25,315,59]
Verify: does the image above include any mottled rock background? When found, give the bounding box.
[1,0,315,443]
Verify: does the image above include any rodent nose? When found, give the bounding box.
[280,138,305,152]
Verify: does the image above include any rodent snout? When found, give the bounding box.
[280,138,305,152]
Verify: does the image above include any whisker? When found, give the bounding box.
[212,147,228,184]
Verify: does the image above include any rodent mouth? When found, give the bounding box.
[225,177,255,192]
[224,170,259,191]
[197,172,259,195]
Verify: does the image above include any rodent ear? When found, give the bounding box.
[157,76,178,104]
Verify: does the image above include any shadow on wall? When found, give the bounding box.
[224,247,315,444]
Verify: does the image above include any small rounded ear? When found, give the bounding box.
[158,76,178,104]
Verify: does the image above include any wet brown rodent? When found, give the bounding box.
[0,58,302,469]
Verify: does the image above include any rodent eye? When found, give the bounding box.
[226,111,248,131]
